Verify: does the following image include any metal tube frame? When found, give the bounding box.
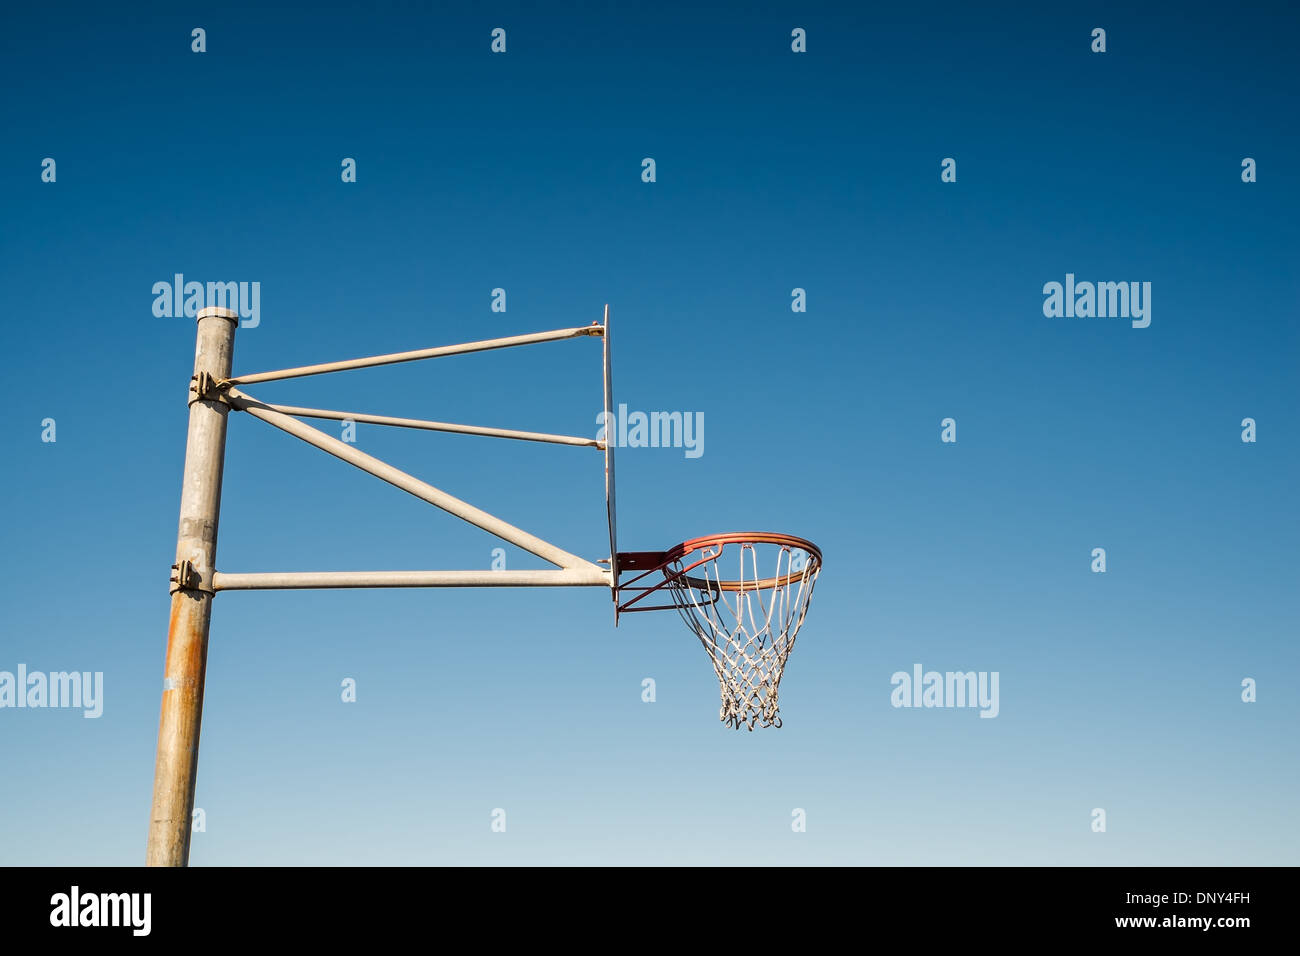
[224,324,602,386]
[149,311,612,866]
[217,320,611,587]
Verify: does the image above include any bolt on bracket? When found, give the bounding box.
[188,371,229,407]
[169,559,213,595]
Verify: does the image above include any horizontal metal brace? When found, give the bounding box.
[212,568,611,591]
[248,401,601,449]
[223,324,603,387]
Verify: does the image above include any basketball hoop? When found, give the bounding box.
[617,533,822,730]
[151,302,827,866]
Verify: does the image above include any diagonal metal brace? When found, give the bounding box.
[223,386,606,572]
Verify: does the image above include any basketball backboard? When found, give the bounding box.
[602,304,618,604]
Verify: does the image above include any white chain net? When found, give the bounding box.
[667,542,820,730]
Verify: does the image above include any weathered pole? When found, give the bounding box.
[146,306,238,866]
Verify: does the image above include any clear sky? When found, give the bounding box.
[1,1,1297,865]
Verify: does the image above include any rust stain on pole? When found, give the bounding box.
[146,306,237,867]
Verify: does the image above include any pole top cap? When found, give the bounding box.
[197,306,239,323]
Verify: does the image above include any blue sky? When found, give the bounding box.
[1,1,1297,865]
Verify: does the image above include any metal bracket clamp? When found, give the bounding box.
[188,371,230,407]
[169,560,213,595]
